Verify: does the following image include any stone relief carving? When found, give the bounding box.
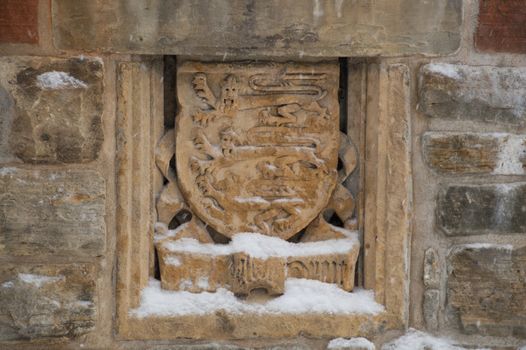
[154,62,359,296]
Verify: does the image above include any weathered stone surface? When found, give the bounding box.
[124,312,390,341]
[147,345,315,350]
[363,63,412,323]
[156,230,360,294]
[423,248,439,289]
[423,248,441,331]
[286,249,360,293]
[447,245,526,337]
[0,0,39,44]
[230,254,286,296]
[148,345,245,350]
[423,289,440,331]
[0,57,103,163]
[52,0,461,57]
[0,168,105,256]
[422,132,525,175]
[0,263,96,340]
[437,183,526,236]
[176,61,341,239]
[116,60,165,310]
[475,0,526,53]
[119,61,410,341]
[159,252,229,293]
[419,64,526,125]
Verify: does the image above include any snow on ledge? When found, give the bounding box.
[424,63,461,80]
[160,231,359,260]
[328,337,375,349]
[17,273,64,288]
[130,278,383,318]
[381,329,491,350]
[456,243,514,251]
[37,71,88,90]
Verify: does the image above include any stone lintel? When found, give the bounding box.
[52,0,461,57]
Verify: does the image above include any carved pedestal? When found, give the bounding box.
[155,61,359,298]
[156,229,360,295]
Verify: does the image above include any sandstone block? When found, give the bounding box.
[475,0,526,53]
[422,132,526,175]
[0,168,105,257]
[158,251,229,293]
[423,248,439,289]
[423,289,440,331]
[155,231,360,294]
[0,263,96,340]
[0,56,103,163]
[287,252,359,292]
[230,253,286,296]
[447,245,526,337]
[52,0,461,57]
[143,343,314,350]
[437,184,526,236]
[149,346,244,350]
[419,64,526,125]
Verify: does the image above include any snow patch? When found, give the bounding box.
[37,71,88,90]
[164,256,181,266]
[154,222,169,234]
[1,281,14,288]
[382,329,490,350]
[154,222,189,243]
[76,55,103,64]
[233,196,268,204]
[0,167,16,176]
[18,273,64,288]
[273,197,304,204]
[493,135,526,175]
[196,277,209,290]
[130,278,383,318]
[178,279,193,290]
[162,232,359,260]
[460,243,514,251]
[426,63,461,80]
[73,300,94,308]
[328,337,374,350]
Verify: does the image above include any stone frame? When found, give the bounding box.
[114,58,412,340]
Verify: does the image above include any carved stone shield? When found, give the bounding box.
[176,62,340,240]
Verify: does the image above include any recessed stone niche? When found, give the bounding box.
[115,58,411,340]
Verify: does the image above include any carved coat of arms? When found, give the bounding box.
[154,62,359,295]
[176,62,340,239]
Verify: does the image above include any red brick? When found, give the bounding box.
[0,0,39,44]
[475,0,526,53]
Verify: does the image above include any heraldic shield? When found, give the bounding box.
[176,62,340,239]
[154,61,360,295]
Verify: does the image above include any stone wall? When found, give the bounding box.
[0,0,525,349]
[410,2,526,348]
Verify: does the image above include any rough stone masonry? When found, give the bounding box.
[0,0,525,349]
